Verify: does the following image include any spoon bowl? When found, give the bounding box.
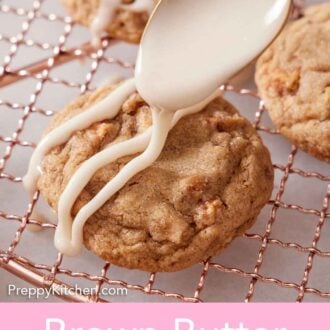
[135,0,292,111]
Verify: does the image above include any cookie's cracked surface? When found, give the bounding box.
[256,3,330,163]
[38,82,274,272]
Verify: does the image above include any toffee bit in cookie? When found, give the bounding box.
[194,200,222,230]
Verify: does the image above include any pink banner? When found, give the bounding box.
[0,303,328,330]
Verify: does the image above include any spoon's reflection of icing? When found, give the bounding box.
[91,0,155,46]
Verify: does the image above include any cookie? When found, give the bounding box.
[61,0,155,43]
[38,81,274,272]
[256,3,330,163]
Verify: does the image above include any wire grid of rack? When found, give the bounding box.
[0,0,329,303]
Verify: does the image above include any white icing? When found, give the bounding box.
[23,0,291,256]
[91,0,155,46]
[23,78,136,196]
[56,107,174,255]
[55,89,221,256]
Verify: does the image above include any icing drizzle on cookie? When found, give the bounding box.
[23,0,291,256]
[91,0,155,46]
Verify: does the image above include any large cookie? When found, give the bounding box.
[256,3,330,163]
[38,81,274,272]
[61,0,155,43]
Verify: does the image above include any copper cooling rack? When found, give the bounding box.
[0,0,329,303]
